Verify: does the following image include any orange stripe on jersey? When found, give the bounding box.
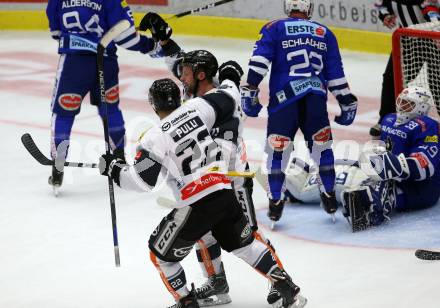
[254,231,284,269]
[196,239,216,276]
[149,251,181,301]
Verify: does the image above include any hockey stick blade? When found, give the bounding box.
[21,133,53,166]
[415,249,440,260]
[22,133,99,169]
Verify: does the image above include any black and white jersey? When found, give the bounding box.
[118,80,241,207]
[376,0,440,27]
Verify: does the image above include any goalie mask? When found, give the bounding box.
[395,86,434,125]
[284,0,314,18]
[148,78,181,113]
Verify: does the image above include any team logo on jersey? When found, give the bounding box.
[312,126,332,143]
[59,94,82,111]
[105,85,119,104]
[162,122,171,132]
[424,135,438,143]
[268,134,291,151]
[284,21,327,38]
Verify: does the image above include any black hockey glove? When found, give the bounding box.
[139,12,172,41]
[218,60,244,88]
[99,153,127,186]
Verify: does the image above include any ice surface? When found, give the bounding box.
[0,32,439,308]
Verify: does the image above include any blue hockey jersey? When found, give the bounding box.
[247,17,351,113]
[380,114,440,184]
[46,0,155,57]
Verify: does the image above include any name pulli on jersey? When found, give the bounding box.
[282,38,327,51]
[62,0,102,11]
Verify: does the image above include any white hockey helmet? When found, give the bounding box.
[284,0,314,18]
[395,86,434,125]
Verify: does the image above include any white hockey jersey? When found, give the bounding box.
[118,80,241,207]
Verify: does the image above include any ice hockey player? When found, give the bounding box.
[240,0,358,226]
[46,0,167,195]
[343,86,440,231]
[138,15,275,306]
[98,77,307,308]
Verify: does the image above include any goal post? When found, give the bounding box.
[392,21,440,117]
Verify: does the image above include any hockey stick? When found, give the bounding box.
[415,249,440,261]
[21,134,255,179]
[97,20,131,267]
[21,133,99,169]
[169,0,235,19]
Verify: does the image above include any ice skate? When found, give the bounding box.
[268,199,285,229]
[320,191,337,223]
[48,165,64,197]
[195,263,231,306]
[267,268,307,308]
[168,284,200,308]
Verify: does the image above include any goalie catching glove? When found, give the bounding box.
[139,12,172,42]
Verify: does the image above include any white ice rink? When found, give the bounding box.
[1,32,439,308]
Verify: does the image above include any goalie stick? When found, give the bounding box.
[415,249,440,261]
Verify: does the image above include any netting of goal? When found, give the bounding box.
[393,21,440,120]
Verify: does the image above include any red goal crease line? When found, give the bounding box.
[0,0,169,4]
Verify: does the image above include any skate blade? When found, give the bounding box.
[198,293,232,307]
[52,185,60,197]
[271,294,307,308]
[270,221,276,230]
[331,213,336,223]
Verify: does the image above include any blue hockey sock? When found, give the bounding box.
[99,106,126,150]
[50,113,75,160]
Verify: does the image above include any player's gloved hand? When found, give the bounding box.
[335,93,358,125]
[359,150,409,181]
[139,12,172,41]
[240,86,262,117]
[99,153,126,186]
[218,61,244,88]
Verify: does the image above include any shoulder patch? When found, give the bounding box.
[121,0,128,8]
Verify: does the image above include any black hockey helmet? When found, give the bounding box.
[181,50,219,80]
[148,78,181,112]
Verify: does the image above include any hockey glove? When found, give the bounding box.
[139,12,172,41]
[240,86,262,117]
[218,61,244,88]
[335,93,358,126]
[99,153,127,186]
[359,151,409,182]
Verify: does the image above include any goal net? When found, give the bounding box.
[392,21,440,119]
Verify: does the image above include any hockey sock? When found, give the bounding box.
[318,164,336,193]
[196,240,222,278]
[150,251,189,300]
[98,105,126,150]
[267,158,285,200]
[232,239,278,279]
[50,113,75,161]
